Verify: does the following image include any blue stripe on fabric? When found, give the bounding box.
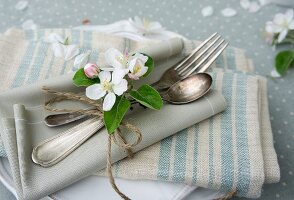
[24,30,34,40]
[157,137,173,180]
[220,73,234,193]
[208,118,215,187]
[11,42,36,88]
[83,31,92,48]
[236,74,250,196]
[192,124,199,184]
[26,30,49,84]
[208,72,217,187]
[172,129,188,182]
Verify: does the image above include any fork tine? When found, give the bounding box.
[181,39,226,78]
[198,42,229,73]
[177,35,222,74]
[174,32,218,70]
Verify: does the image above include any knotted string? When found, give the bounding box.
[42,86,142,200]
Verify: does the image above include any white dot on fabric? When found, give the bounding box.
[282,182,287,186]
[276,193,280,198]
[289,171,293,175]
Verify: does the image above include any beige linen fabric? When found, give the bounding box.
[0,29,279,199]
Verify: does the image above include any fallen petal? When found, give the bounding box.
[240,0,250,9]
[15,1,28,10]
[221,8,237,17]
[201,6,214,17]
[271,69,281,78]
[249,1,261,13]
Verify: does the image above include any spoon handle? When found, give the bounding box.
[44,112,88,127]
[32,117,104,167]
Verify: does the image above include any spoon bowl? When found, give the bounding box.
[162,73,212,104]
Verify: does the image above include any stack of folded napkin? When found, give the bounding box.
[0,28,279,200]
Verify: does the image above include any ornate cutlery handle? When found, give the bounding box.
[32,117,104,167]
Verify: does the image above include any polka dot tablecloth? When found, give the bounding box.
[0,0,293,199]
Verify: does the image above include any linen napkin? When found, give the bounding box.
[0,31,227,200]
[0,77,226,200]
[0,29,279,198]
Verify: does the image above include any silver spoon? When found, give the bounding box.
[32,73,213,167]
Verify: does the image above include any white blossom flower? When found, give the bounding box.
[128,53,148,80]
[86,71,128,111]
[266,9,294,42]
[221,8,237,17]
[129,16,164,35]
[104,48,131,83]
[46,33,80,61]
[51,43,79,61]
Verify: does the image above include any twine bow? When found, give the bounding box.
[42,86,142,200]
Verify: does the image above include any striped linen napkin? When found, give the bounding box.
[0,29,279,198]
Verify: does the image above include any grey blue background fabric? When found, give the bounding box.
[0,0,292,199]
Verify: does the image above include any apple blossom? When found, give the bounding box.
[86,71,128,111]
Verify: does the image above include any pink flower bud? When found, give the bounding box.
[84,63,100,78]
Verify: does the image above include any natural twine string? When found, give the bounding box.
[42,86,142,200]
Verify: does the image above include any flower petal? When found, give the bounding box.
[271,69,281,78]
[112,69,126,84]
[221,8,237,17]
[202,6,214,17]
[289,21,294,29]
[277,29,287,42]
[128,58,137,73]
[240,0,250,9]
[273,14,285,25]
[103,92,116,111]
[98,71,111,82]
[73,50,91,70]
[51,43,64,58]
[86,84,106,100]
[100,66,115,71]
[285,9,294,22]
[63,44,79,61]
[131,53,148,63]
[15,1,28,10]
[105,48,124,69]
[113,79,128,96]
[136,66,148,77]
[45,33,64,44]
[248,2,260,13]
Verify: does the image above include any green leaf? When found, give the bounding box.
[64,37,69,45]
[142,54,154,77]
[275,50,294,75]
[72,68,100,87]
[104,96,131,134]
[130,84,163,110]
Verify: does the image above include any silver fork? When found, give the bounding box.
[152,32,229,90]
